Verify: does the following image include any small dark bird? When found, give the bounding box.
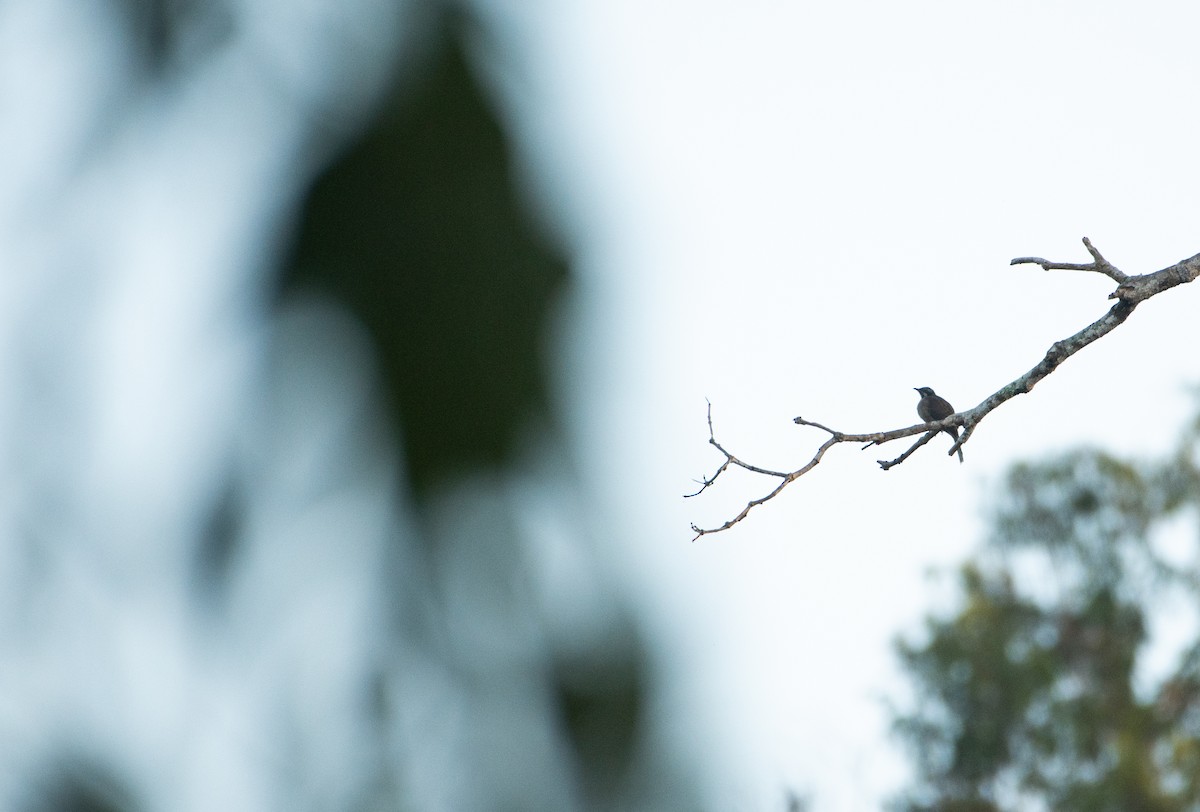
[915,387,963,463]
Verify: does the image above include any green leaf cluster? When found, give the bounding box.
[896,408,1200,811]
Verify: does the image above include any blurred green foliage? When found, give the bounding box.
[894,409,1200,811]
[23,756,139,812]
[278,12,568,500]
[270,10,668,810]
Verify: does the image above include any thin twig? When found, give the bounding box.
[878,431,938,471]
[689,411,964,540]
[1011,236,1128,284]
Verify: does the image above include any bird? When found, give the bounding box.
[915,387,963,463]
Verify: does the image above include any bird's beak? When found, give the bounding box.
[913,388,921,393]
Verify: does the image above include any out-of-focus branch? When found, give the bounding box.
[688,238,1200,540]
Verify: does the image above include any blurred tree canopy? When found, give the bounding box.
[268,8,674,811]
[278,8,568,501]
[894,403,1200,811]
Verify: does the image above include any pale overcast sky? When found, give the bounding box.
[479,1,1200,806]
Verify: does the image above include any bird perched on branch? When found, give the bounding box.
[915,387,963,463]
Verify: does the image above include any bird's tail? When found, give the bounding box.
[949,427,964,463]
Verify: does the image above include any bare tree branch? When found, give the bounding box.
[688,238,1200,540]
[1010,236,1128,283]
